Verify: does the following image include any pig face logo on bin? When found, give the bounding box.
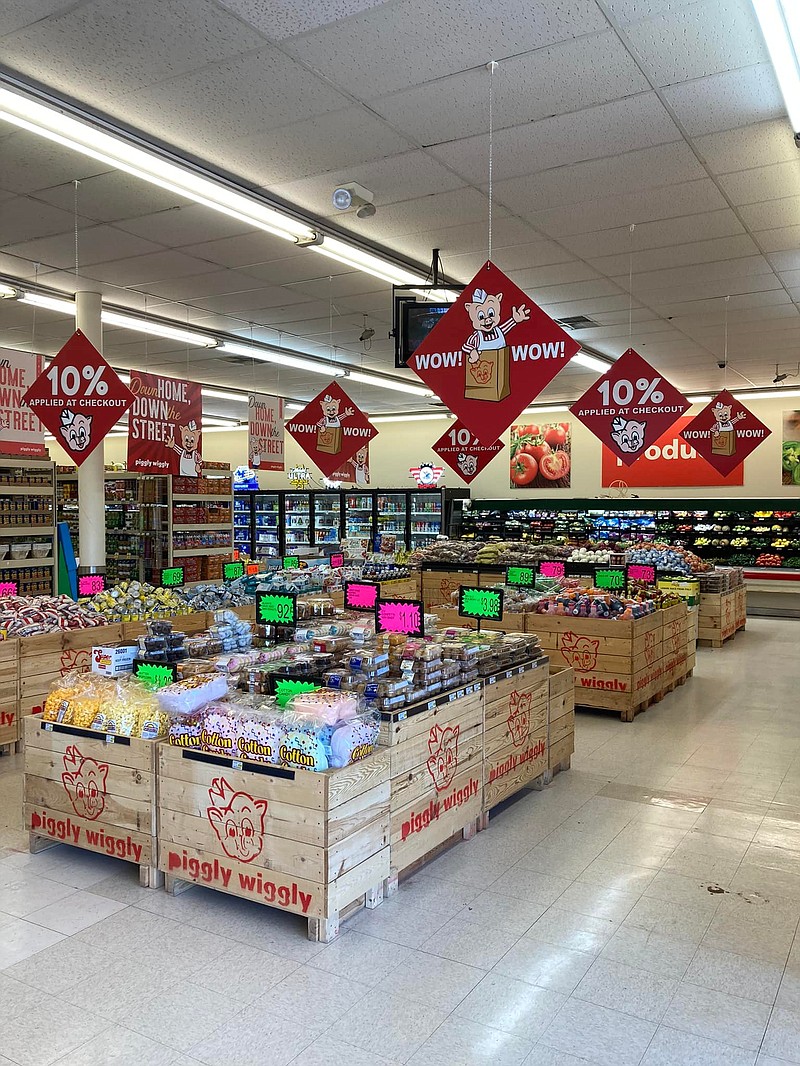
[560,632,599,672]
[206,777,267,864]
[426,724,459,793]
[62,745,108,821]
[507,691,532,748]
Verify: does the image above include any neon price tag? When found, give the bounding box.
[626,563,656,585]
[538,560,566,579]
[282,556,300,570]
[344,581,379,610]
[256,591,297,625]
[458,586,504,622]
[78,574,105,596]
[330,553,344,569]
[161,567,184,587]
[246,563,260,576]
[223,562,244,581]
[0,580,18,597]
[133,660,178,688]
[505,566,534,587]
[595,567,626,590]
[376,598,424,636]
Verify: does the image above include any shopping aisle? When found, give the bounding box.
[1,618,799,1066]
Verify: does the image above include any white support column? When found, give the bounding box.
[75,290,105,573]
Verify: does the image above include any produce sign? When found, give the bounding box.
[506,566,535,587]
[256,591,296,625]
[594,567,626,590]
[246,563,260,576]
[376,598,424,636]
[127,371,203,477]
[133,660,178,688]
[432,419,502,483]
[282,556,300,570]
[248,392,284,472]
[538,560,566,579]
[344,581,379,610]
[284,381,377,479]
[626,563,656,586]
[78,574,105,596]
[458,585,504,623]
[223,562,244,581]
[571,348,688,467]
[330,553,344,569]
[681,390,770,476]
[409,261,580,445]
[564,561,596,579]
[160,567,184,588]
[22,330,135,465]
[510,422,571,488]
[0,581,18,597]
[0,348,46,457]
[601,415,744,487]
[274,679,319,708]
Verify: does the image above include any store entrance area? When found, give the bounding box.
[1,619,799,1066]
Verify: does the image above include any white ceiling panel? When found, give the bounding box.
[662,63,784,137]
[216,0,391,41]
[0,0,78,38]
[115,205,256,246]
[2,225,164,272]
[603,0,728,24]
[79,250,220,287]
[445,240,576,279]
[764,251,800,273]
[0,197,91,247]
[35,171,190,223]
[561,209,746,258]
[390,216,531,261]
[694,118,798,174]
[616,254,778,293]
[320,187,491,243]
[754,226,800,253]
[655,288,793,318]
[176,233,314,271]
[587,233,761,275]
[621,0,767,86]
[738,197,800,233]
[717,159,800,207]
[137,268,279,303]
[180,286,315,316]
[0,131,109,192]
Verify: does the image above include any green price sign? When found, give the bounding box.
[256,591,297,625]
[594,567,626,590]
[161,567,184,588]
[223,562,244,581]
[133,660,177,689]
[506,566,534,587]
[458,585,504,622]
[274,679,320,708]
[282,556,300,570]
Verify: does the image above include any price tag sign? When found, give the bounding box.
[626,563,657,586]
[330,553,344,569]
[0,580,18,597]
[376,598,424,636]
[458,585,504,623]
[564,561,596,579]
[223,561,244,581]
[133,660,178,689]
[78,574,105,596]
[344,581,379,610]
[538,560,566,579]
[594,567,626,590]
[506,565,535,587]
[256,591,297,625]
[282,556,300,570]
[246,563,260,576]
[161,567,184,588]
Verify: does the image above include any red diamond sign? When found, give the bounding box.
[432,419,503,483]
[284,380,377,479]
[570,348,689,467]
[408,261,580,444]
[22,330,135,466]
[680,390,771,476]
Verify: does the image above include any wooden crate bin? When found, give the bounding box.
[549,664,575,773]
[483,658,550,812]
[660,603,689,688]
[735,586,747,631]
[698,591,738,647]
[0,638,19,750]
[421,568,480,609]
[23,714,161,887]
[122,612,209,640]
[528,612,665,722]
[379,685,483,885]
[429,606,528,633]
[157,745,390,943]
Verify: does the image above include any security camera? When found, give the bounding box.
[717,360,727,369]
[775,372,789,384]
[332,182,376,218]
[359,327,375,342]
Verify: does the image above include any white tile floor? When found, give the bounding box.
[1,617,800,1065]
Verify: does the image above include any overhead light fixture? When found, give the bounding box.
[0,283,17,298]
[344,369,433,397]
[202,415,241,427]
[102,311,217,348]
[284,402,303,412]
[686,395,713,404]
[734,388,800,399]
[219,340,346,378]
[411,289,459,303]
[0,84,315,242]
[572,352,612,373]
[371,413,451,423]
[18,291,74,314]
[520,405,572,415]
[309,236,424,287]
[752,0,800,136]
[201,387,249,403]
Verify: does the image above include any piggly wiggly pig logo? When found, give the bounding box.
[62,745,108,820]
[610,416,646,455]
[60,409,94,453]
[206,777,267,864]
[426,724,459,793]
[560,631,600,672]
[507,691,532,748]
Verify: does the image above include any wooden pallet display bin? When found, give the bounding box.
[483,658,550,813]
[229,604,256,623]
[660,602,690,689]
[527,612,664,722]
[428,606,528,633]
[379,684,483,889]
[0,639,19,751]
[157,745,391,943]
[548,664,575,773]
[421,567,479,608]
[734,585,747,631]
[379,575,421,600]
[23,714,162,887]
[698,591,738,647]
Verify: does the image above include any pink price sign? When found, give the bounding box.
[627,564,656,585]
[344,582,379,610]
[376,598,425,636]
[78,574,105,596]
[539,561,565,579]
[330,553,344,569]
[0,580,18,597]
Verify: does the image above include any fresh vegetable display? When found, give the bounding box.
[509,422,571,489]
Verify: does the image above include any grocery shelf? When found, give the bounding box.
[172,523,232,531]
[0,557,54,568]
[0,526,55,536]
[172,546,233,557]
[172,493,233,502]
[0,485,56,496]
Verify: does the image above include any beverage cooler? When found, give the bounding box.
[233,491,280,561]
[312,492,343,545]
[344,488,470,551]
[233,491,252,556]
[376,492,408,549]
[283,492,312,554]
[345,491,375,542]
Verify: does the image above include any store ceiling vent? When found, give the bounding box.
[223,355,253,366]
[556,315,598,330]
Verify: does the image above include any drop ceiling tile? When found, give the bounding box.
[429,93,681,185]
[243,258,362,286]
[765,250,800,272]
[776,269,800,289]
[512,261,603,290]
[654,288,792,317]
[284,0,607,98]
[528,178,729,237]
[0,131,110,192]
[0,197,91,247]
[178,233,311,271]
[35,171,191,223]
[694,118,797,174]
[588,233,761,275]
[539,293,634,316]
[137,268,281,302]
[616,254,777,292]
[662,63,784,136]
[217,0,390,40]
[80,251,220,287]
[368,30,648,144]
[115,205,256,246]
[0,0,77,38]
[184,287,314,316]
[390,216,529,260]
[445,240,575,278]
[560,208,745,258]
[623,0,767,86]
[738,197,800,232]
[645,274,783,304]
[288,272,389,301]
[324,187,491,242]
[3,226,163,272]
[754,225,800,253]
[718,159,800,205]
[604,0,710,22]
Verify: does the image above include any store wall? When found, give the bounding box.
[46,396,800,502]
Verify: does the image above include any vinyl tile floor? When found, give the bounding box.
[1,617,800,1065]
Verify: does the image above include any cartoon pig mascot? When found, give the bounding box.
[62,746,108,821]
[426,724,459,793]
[207,777,267,863]
[610,416,647,455]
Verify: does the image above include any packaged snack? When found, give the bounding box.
[168,707,206,748]
[157,673,228,714]
[329,711,380,768]
[291,689,359,726]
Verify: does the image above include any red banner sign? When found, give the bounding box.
[432,419,502,483]
[0,348,46,457]
[680,390,771,476]
[571,348,688,467]
[601,415,744,486]
[284,381,377,479]
[127,371,203,476]
[409,262,580,444]
[22,331,134,465]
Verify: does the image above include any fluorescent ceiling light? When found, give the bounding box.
[752,0,800,132]
[733,389,800,399]
[102,310,217,348]
[310,236,424,287]
[520,405,571,415]
[371,412,451,423]
[202,415,241,426]
[686,395,713,403]
[345,369,433,397]
[411,289,458,303]
[201,387,249,403]
[19,291,74,314]
[572,352,612,373]
[0,283,16,298]
[284,402,303,412]
[0,85,315,243]
[219,340,346,377]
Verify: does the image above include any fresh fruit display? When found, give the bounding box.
[755,553,783,567]
[783,442,800,486]
[568,547,612,564]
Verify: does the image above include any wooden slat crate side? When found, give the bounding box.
[24,715,155,773]
[549,691,574,725]
[326,781,391,847]
[326,814,390,881]
[230,605,256,623]
[549,732,574,769]
[483,660,550,708]
[19,625,124,662]
[24,748,153,805]
[26,804,154,866]
[421,569,480,607]
[485,686,547,732]
[550,712,574,748]
[0,719,18,748]
[389,765,482,873]
[25,774,155,836]
[548,664,574,699]
[325,749,390,813]
[380,691,482,748]
[660,603,688,625]
[429,607,528,632]
[527,611,662,642]
[380,576,420,600]
[389,738,484,816]
[327,846,390,915]
[484,700,547,762]
[484,740,548,811]
[0,639,18,664]
[388,716,484,782]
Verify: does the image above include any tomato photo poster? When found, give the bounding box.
[510,422,571,488]
[783,411,800,487]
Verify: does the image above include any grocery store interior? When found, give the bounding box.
[3,1,800,1064]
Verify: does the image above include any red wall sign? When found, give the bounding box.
[601,415,745,486]
[432,419,502,483]
[0,348,46,457]
[409,262,580,445]
[22,331,134,465]
[127,371,203,476]
[285,381,377,479]
[680,390,771,476]
[571,348,689,467]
